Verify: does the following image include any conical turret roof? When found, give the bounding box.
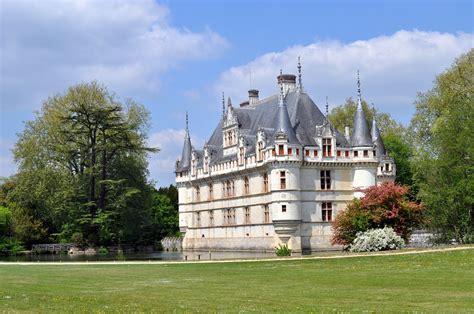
[371,117,386,157]
[176,112,192,171]
[275,85,299,144]
[351,72,372,147]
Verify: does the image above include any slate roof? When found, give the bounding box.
[351,98,373,147]
[200,89,350,165]
[371,118,386,158]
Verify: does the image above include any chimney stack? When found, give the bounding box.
[248,89,259,105]
[345,126,350,141]
[277,74,296,95]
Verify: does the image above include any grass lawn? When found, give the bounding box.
[0,249,473,312]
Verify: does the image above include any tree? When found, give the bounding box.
[329,98,413,186]
[328,98,404,137]
[9,81,157,246]
[332,182,424,246]
[409,49,474,243]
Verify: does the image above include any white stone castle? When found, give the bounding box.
[176,61,395,252]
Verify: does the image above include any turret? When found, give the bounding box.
[176,111,192,172]
[275,84,299,144]
[371,114,386,159]
[351,71,372,148]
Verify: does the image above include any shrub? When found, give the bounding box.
[98,246,108,254]
[349,227,405,252]
[275,244,292,256]
[0,237,25,256]
[332,182,424,246]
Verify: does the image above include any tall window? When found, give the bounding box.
[239,147,245,164]
[224,209,235,225]
[385,163,390,172]
[322,138,332,157]
[196,212,201,227]
[321,170,331,190]
[264,205,270,223]
[322,202,332,221]
[363,150,368,157]
[209,210,214,226]
[244,176,250,195]
[226,180,231,197]
[280,171,287,189]
[244,207,250,224]
[345,151,350,157]
[263,173,269,192]
[282,205,287,212]
[208,183,213,201]
[195,186,200,202]
[288,148,293,155]
[354,150,359,157]
[231,180,235,197]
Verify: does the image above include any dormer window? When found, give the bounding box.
[257,142,264,161]
[278,145,284,155]
[288,148,293,155]
[363,150,369,157]
[322,138,332,157]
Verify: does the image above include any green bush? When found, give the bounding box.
[0,237,24,256]
[98,246,108,254]
[275,244,292,256]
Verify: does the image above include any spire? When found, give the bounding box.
[221,92,225,119]
[371,104,386,158]
[297,56,303,92]
[325,96,329,117]
[275,84,299,144]
[177,111,192,171]
[351,70,372,147]
[227,96,232,108]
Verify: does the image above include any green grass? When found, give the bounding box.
[1,249,473,312]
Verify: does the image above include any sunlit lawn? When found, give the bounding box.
[1,249,473,312]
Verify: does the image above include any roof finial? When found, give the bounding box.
[371,102,376,117]
[227,96,232,108]
[297,56,303,92]
[357,69,361,100]
[221,92,225,119]
[185,110,189,131]
[325,96,329,117]
[279,83,284,106]
[280,68,283,76]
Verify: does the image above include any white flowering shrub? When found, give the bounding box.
[349,227,405,252]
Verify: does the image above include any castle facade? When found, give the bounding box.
[176,63,395,252]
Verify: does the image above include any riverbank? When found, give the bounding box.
[1,247,472,312]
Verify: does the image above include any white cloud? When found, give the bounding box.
[214,30,473,123]
[0,0,228,110]
[147,128,204,186]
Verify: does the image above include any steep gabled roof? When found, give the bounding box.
[203,90,349,165]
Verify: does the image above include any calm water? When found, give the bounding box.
[0,250,279,262]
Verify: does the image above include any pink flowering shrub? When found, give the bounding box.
[332,182,424,246]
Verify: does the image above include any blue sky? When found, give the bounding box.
[1,0,473,186]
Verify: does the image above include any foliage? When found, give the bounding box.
[151,192,179,239]
[0,206,12,236]
[409,49,474,243]
[5,81,163,247]
[0,237,24,256]
[328,98,413,186]
[328,97,404,137]
[274,243,292,256]
[349,227,405,252]
[332,182,424,246]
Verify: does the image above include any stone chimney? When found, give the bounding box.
[248,89,259,105]
[277,74,296,95]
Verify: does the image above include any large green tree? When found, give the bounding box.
[329,98,413,186]
[409,49,474,243]
[9,82,157,246]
